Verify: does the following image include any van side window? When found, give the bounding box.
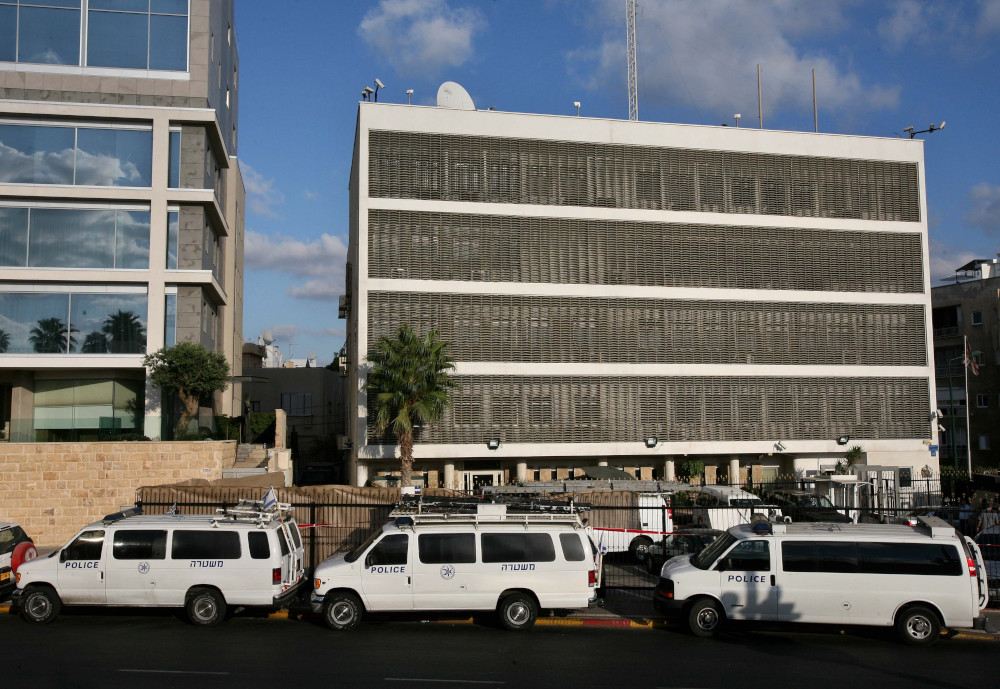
[719,540,769,571]
[560,533,586,561]
[287,523,302,549]
[367,534,409,567]
[64,530,105,561]
[782,541,858,573]
[418,533,475,564]
[248,532,270,560]
[276,528,290,556]
[482,533,555,563]
[171,531,241,560]
[113,530,167,560]
[857,542,962,576]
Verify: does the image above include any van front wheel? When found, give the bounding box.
[688,599,723,638]
[20,587,61,624]
[628,536,653,563]
[324,592,363,631]
[186,588,226,626]
[896,606,940,646]
[498,593,537,631]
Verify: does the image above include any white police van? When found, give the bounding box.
[13,500,305,626]
[311,498,599,631]
[653,516,989,645]
[692,486,784,531]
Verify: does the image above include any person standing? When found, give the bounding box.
[978,502,999,535]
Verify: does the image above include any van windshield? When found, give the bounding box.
[345,529,382,563]
[691,532,736,570]
[730,499,763,508]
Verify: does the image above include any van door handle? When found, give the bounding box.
[770,574,775,587]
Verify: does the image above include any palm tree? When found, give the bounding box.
[81,331,110,353]
[29,317,74,353]
[102,309,145,353]
[0,329,9,353]
[364,325,457,487]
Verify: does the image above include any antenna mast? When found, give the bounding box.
[626,0,638,121]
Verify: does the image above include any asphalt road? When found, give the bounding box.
[3,608,995,689]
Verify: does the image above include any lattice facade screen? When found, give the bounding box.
[368,210,924,294]
[366,376,930,444]
[368,293,927,367]
[368,131,921,222]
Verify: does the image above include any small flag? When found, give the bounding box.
[966,340,980,376]
[262,486,277,511]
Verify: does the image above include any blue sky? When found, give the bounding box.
[236,0,1000,366]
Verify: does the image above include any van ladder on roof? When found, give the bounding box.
[214,498,293,525]
[389,496,589,526]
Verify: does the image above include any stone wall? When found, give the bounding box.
[1,441,234,546]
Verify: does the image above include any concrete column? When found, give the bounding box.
[355,461,368,487]
[729,456,740,485]
[663,458,675,481]
[516,461,527,483]
[443,462,455,490]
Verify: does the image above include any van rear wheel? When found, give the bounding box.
[498,593,537,631]
[896,606,940,646]
[324,592,363,631]
[688,598,722,638]
[186,588,226,626]
[629,536,653,563]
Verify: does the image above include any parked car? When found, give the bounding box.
[762,489,851,523]
[645,528,722,575]
[1,522,35,600]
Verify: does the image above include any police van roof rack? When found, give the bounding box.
[214,498,292,525]
[103,506,143,524]
[390,496,589,526]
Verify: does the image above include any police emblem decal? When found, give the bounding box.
[137,561,150,574]
[440,564,455,580]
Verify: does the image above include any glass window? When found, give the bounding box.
[29,208,115,268]
[857,542,962,576]
[76,128,153,187]
[972,311,983,325]
[560,533,586,561]
[18,4,81,65]
[281,392,313,416]
[151,0,187,14]
[166,210,178,268]
[71,293,147,354]
[87,7,147,69]
[0,292,71,353]
[276,527,290,556]
[148,12,187,70]
[0,124,76,185]
[0,207,29,267]
[719,540,770,572]
[164,293,176,346]
[287,523,302,549]
[418,533,476,564]
[248,531,270,560]
[113,529,166,560]
[63,529,104,561]
[171,530,241,560]
[0,5,16,62]
[782,541,858,573]
[168,131,181,188]
[115,210,150,269]
[366,534,408,567]
[482,533,555,563]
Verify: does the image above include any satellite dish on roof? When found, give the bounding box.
[437,81,476,110]
[261,330,273,345]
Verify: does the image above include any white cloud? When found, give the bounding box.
[359,0,486,75]
[571,0,899,119]
[964,183,1000,234]
[287,279,341,301]
[245,230,347,302]
[302,189,318,201]
[241,162,285,219]
[877,0,927,51]
[928,238,985,283]
[981,0,1000,34]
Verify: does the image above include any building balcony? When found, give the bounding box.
[933,326,961,339]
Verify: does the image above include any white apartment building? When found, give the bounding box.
[0,0,245,441]
[345,99,937,490]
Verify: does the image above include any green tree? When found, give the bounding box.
[102,309,146,353]
[143,342,230,439]
[364,325,457,486]
[81,331,110,353]
[0,328,10,353]
[30,317,76,353]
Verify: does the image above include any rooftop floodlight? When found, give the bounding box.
[573,101,581,116]
[734,113,741,127]
[837,435,850,445]
[362,86,374,102]
[373,78,385,101]
[644,437,658,448]
[486,438,501,450]
[907,121,946,139]
[406,88,414,104]
[774,441,787,452]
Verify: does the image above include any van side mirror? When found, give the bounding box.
[364,553,374,569]
[59,550,67,563]
[715,558,730,572]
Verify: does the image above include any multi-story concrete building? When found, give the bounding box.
[932,259,1000,470]
[345,98,937,490]
[0,0,244,441]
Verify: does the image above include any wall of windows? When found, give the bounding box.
[0,123,153,187]
[33,376,143,441]
[166,209,178,268]
[0,206,150,269]
[0,291,147,354]
[0,1,189,71]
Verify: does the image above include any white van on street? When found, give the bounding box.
[692,486,784,530]
[653,516,989,645]
[589,493,673,562]
[13,500,305,626]
[311,500,598,631]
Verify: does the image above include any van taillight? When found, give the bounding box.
[968,557,977,577]
[272,567,282,584]
[667,509,673,520]
[588,570,597,587]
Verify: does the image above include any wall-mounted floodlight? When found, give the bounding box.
[486,438,501,450]
[644,437,658,448]
[573,101,581,116]
[774,441,787,452]
[373,78,385,102]
[406,89,414,105]
[837,435,850,446]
